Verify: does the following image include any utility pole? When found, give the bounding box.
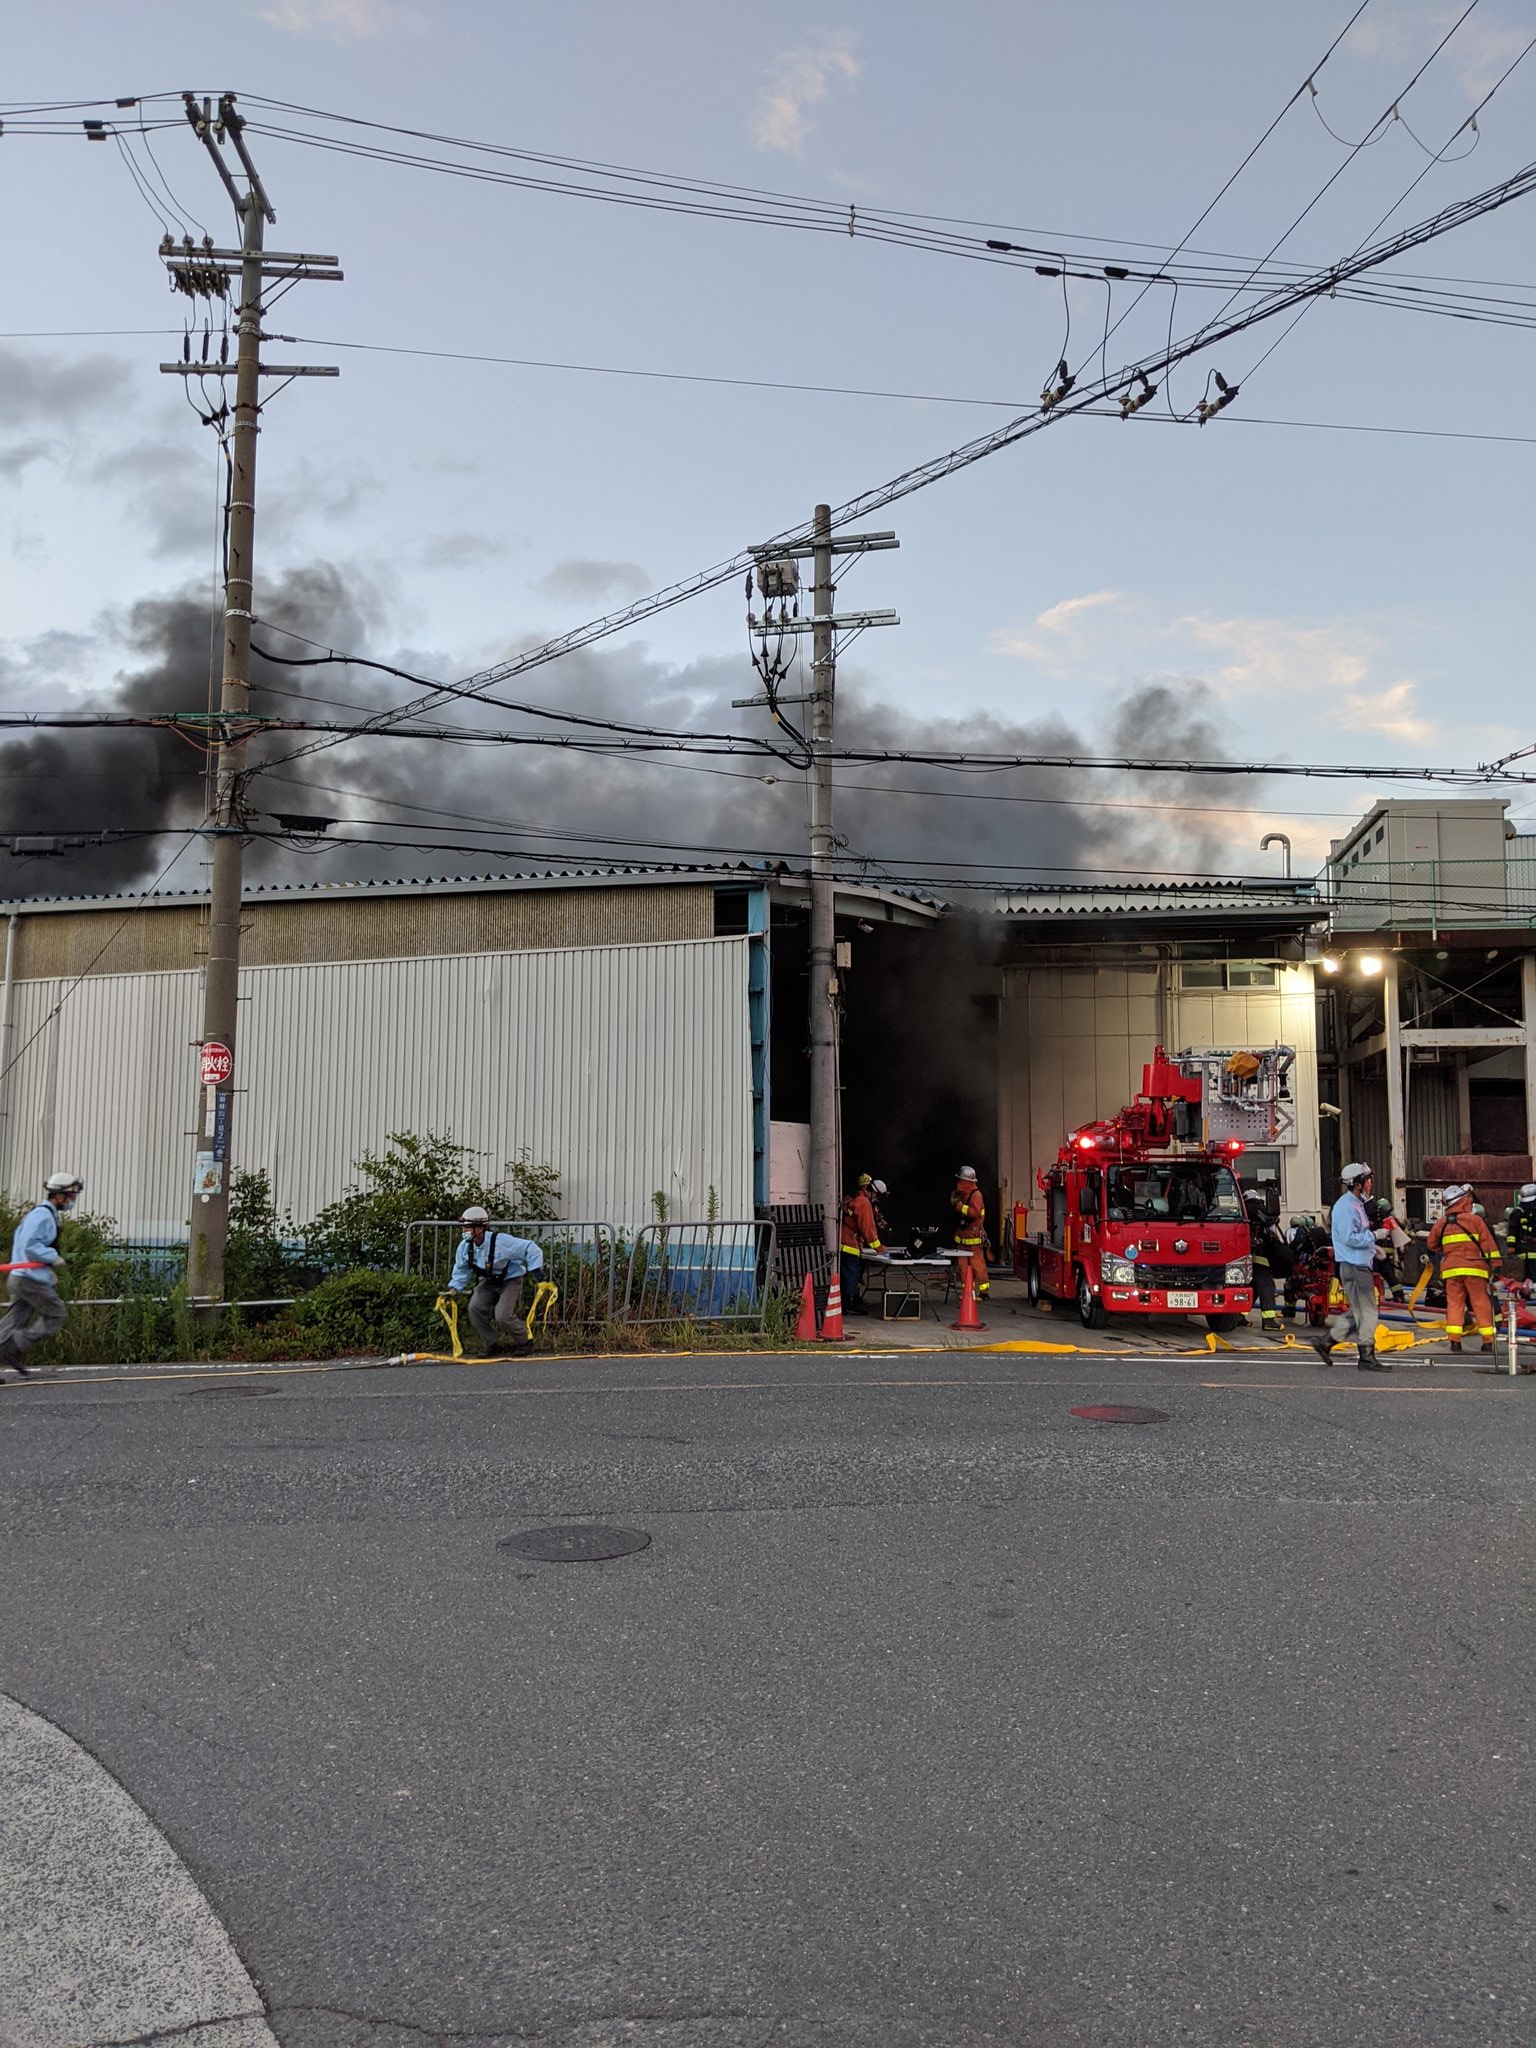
[161,93,341,1308]
[742,510,898,1259]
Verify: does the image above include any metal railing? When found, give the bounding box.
[621,1219,777,1328]
[402,1219,621,1324]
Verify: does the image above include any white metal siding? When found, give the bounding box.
[0,937,752,1239]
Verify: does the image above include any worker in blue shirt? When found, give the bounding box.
[1312,1161,1387,1372]
[450,1205,545,1354]
[0,1172,83,1378]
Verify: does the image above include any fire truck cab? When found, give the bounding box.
[1017,1046,1262,1332]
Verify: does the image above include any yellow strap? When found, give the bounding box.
[524,1278,559,1341]
[433,1293,464,1361]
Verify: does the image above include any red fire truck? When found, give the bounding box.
[1016,1046,1259,1332]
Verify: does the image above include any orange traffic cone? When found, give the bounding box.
[951,1261,988,1332]
[794,1271,819,1341]
[821,1272,846,1340]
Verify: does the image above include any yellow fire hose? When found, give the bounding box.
[380,1281,563,1368]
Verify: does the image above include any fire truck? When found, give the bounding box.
[1015,1045,1292,1332]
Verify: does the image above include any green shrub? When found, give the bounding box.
[290,1269,440,1355]
[307,1132,511,1272]
[226,1168,302,1301]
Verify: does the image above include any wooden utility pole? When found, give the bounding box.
[162,93,340,1306]
[743,512,899,1259]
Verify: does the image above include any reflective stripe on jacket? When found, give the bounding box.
[1427,1211,1497,1280]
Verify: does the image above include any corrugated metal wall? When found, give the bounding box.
[0,937,752,1238]
[1350,1064,1458,1179]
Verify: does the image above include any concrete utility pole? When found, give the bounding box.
[807,505,838,1256]
[162,93,340,1307]
[743,510,899,1258]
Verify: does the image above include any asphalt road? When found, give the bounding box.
[1,1349,1531,2048]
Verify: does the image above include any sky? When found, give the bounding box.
[2,0,1534,895]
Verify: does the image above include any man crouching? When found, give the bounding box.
[450,1206,545,1355]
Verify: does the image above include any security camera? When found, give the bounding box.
[1319,1102,1342,1117]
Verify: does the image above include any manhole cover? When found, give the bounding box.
[1071,1404,1170,1426]
[498,1525,651,1563]
[184,1384,281,1398]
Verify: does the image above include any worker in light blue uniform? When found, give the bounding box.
[0,1172,83,1377]
[1312,1161,1386,1372]
[450,1205,545,1353]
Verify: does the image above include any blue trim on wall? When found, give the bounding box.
[747,885,770,1210]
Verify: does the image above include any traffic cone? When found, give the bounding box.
[951,1262,988,1332]
[820,1272,846,1340]
[794,1271,819,1341]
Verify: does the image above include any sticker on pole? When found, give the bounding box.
[199,1040,234,1088]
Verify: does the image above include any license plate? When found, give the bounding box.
[1166,1290,1199,1310]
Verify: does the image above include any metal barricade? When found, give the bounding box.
[622,1220,777,1328]
[402,1220,619,1324]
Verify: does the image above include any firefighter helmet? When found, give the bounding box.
[1340,1162,1372,1187]
[460,1205,490,1225]
[1441,1183,1474,1207]
[957,1164,978,1181]
[1520,1183,1536,1203]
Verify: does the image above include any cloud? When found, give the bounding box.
[258,0,419,38]
[752,35,860,155]
[538,558,651,604]
[420,531,507,571]
[990,589,1121,661]
[1333,679,1437,745]
[1347,6,1530,99]
[1177,614,1375,696]
[0,439,57,481]
[0,346,129,429]
[92,440,211,559]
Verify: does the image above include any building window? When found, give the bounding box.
[1179,961,1279,990]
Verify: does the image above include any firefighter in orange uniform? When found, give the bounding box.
[951,1166,990,1301]
[839,1174,886,1315]
[1426,1182,1499,1353]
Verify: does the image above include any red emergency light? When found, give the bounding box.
[1224,1138,1244,1155]
[1078,1135,1096,1150]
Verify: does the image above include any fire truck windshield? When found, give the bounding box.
[1103,1163,1245,1225]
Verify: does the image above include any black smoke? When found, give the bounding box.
[1,559,1260,896]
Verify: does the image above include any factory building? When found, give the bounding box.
[9,800,1528,1255]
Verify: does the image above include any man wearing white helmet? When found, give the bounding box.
[0,1172,83,1378]
[447,1207,545,1354]
[1313,1162,1386,1370]
[1426,1183,1498,1353]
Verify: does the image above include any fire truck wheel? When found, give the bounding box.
[1076,1268,1108,1330]
[1025,1254,1042,1307]
[1205,1312,1242,1333]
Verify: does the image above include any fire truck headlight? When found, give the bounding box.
[1225,1256,1253,1285]
[1100,1254,1136,1285]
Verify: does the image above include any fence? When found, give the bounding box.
[402,1219,621,1324]
[622,1219,777,1328]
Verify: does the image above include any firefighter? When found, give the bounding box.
[951,1166,990,1302]
[1311,1162,1385,1370]
[1426,1183,1499,1353]
[839,1175,885,1315]
[1244,1190,1285,1331]
[1505,1182,1536,1291]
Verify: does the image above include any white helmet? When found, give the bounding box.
[1520,1184,1536,1203]
[45,1172,83,1195]
[1442,1183,1473,1207]
[957,1165,978,1181]
[460,1205,490,1225]
[870,1179,888,1196]
[1340,1162,1372,1187]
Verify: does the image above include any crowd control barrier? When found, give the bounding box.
[621,1220,776,1329]
[402,1219,620,1324]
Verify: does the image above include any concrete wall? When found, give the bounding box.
[999,961,1321,1231]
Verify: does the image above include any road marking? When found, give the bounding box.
[0,1693,278,2046]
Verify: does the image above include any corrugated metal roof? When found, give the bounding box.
[989,881,1327,920]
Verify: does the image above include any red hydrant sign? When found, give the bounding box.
[199,1040,234,1088]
